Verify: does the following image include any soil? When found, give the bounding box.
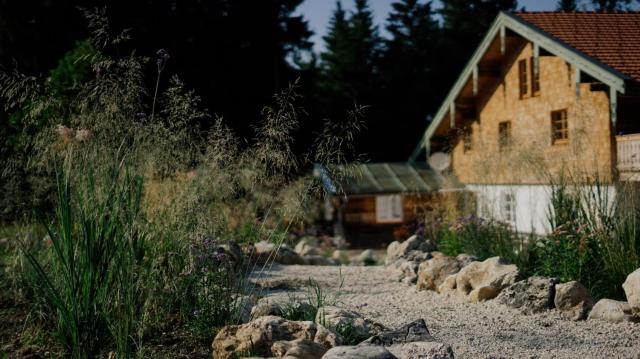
[253,264,640,359]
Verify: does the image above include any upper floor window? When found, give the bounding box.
[530,57,540,96]
[518,59,528,98]
[551,109,568,145]
[498,121,512,151]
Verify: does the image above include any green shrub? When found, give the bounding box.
[23,157,146,358]
[438,215,537,276]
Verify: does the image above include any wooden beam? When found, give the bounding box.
[478,65,501,77]
[449,102,456,128]
[575,66,581,99]
[610,87,617,128]
[533,43,539,77]
[472,65,478,96]
[500,25,506,55]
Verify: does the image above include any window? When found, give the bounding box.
[463,127,472,152]
[530,57,540,96]
[501,191,516,224]
[498,121,512,151]
[551,109,568,144]
[518,59,528,98]
[375,195,403,223]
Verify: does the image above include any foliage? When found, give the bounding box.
[539,177,640,300]
[281,272,345,324]
[1,8,362,357]
[22,156,146,358]
[437,215,537,276]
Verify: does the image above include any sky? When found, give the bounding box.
[298,0,565,53]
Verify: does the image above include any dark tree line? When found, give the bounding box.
[1,0,638,167]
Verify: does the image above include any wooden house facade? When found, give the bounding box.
[411,11,640,234]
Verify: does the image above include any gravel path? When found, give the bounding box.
[251,264,640,359]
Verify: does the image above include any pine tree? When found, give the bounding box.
[319,0,380,106]
[557,0,578,11]
[379,0,440,158]
[591,0,632,10]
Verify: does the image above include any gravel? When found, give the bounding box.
[251,264,640,359]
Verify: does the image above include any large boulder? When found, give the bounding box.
[455,257,519,303]
[317,306,385,342]
[587,299,639,323]
[554,281,594,321]
[437,274,458,295]
[212,315,341,359]
[623,268,640,315]
[496,276,558,314]
[272,338,328,358]
[322,344,397,359]
[416,254,465,291]
[388,342,455,359]
[385,235,436,266]
[362,319,433,346]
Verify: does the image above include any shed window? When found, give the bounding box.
[518,59,528,98]
[502,192,516,224]
[376,195,403,223]
[530,57,540,96]
[551,109,568,144]
[498,121,512,151]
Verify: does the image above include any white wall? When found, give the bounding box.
[467,184,617,235]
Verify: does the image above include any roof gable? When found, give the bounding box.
[410,11,634,162]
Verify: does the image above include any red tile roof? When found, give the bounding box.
[514,11,640,83]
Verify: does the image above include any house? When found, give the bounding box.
[314,162,465,247]
[410,11,640,234]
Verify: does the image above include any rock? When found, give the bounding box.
[496,276,558,314]
[331,250,349,264]
[387,259,421,285]
[356,249,377,266]
[623,268,640,315]
[272,338,328,358]
[295,237,320,256]
[304,255,339,266]
[554,281,594,321]
[385,235,436,266]
[253,241,306,265]
[322,344,397,359]
[416,254,465,291]
[588,299,638,323]
[455,257,519,303]
[438,274,458,295]
[362,319,433,346]
[388,342,455,359]
[251,301,283,319]
[212,316,341,359]
[317,306,384,341]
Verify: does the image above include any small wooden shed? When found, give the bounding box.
[315,162,454,248]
